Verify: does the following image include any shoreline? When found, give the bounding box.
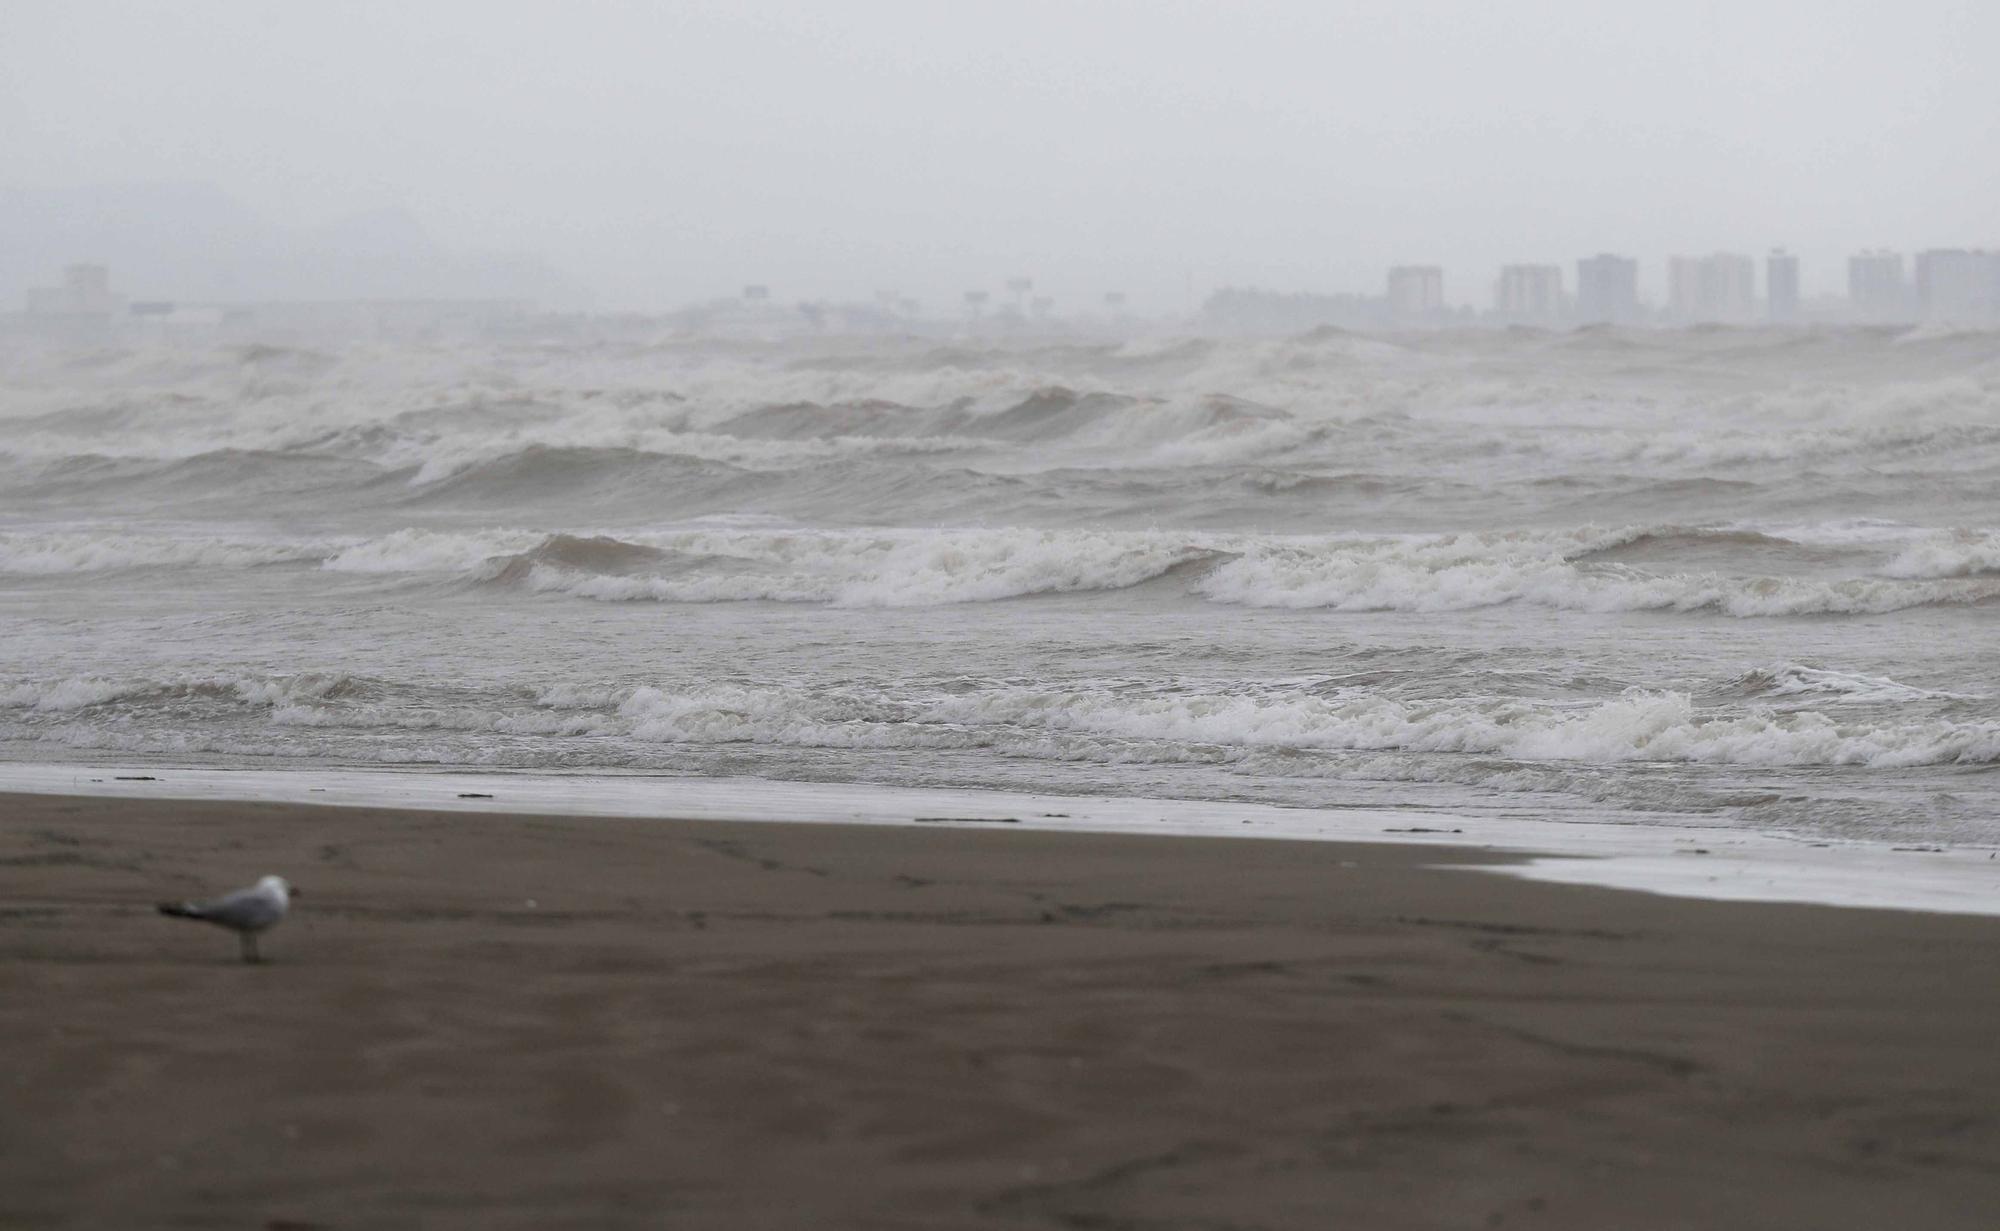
[3,762,1998,917]
[6,791,2000,1227]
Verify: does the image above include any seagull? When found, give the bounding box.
[157,875,298,963]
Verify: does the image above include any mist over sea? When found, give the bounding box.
[3,326,1997,845]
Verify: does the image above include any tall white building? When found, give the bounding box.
[1667,253,1755,323]
[1766,250,1800,324]
[1386,266,1444,321]
[1914,249,2000,322]
[1493,265,1564,323]
[24,264,120,318]
[1575,254,1640,324]
[1847,251,1907,321]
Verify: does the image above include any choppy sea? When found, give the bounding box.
[3,325,1997,870]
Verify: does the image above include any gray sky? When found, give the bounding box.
[4,1,1996,309]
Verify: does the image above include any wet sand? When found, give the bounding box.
[3,791,1999,1230]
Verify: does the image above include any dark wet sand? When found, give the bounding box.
[3,791,1999,1230]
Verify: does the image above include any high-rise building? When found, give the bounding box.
[1386,266,1444,320]
[1847,250,1906,320]
[1914,249,2000,322]
[1667,253,1755,323]
[25,264,119,318]
[1575,254,1640,324]
[1710,254,1756,321]
[1665,259,1699,319]
[1766,250,1800,324]
[1494,265,1564,322]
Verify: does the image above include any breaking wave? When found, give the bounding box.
[16,521,1994,617]
[1191,529,1994,616]
[492,529,1227,606]
[0,671,358,713]
[1729,663,1979,704]
[332,523,1991,614]
[321,527,545,574]
[15,671,1997,772]
[0,531,327,575]
[897,683,2000,769]
[1882,529,2000,579]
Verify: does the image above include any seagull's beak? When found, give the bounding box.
[289,886,304,899]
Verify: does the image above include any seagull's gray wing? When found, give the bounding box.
[189,884,285,932]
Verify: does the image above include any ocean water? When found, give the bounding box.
[2,325,1997,850]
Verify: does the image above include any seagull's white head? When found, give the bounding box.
[258,875,296,902]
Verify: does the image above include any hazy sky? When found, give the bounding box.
[5,1,1996,309]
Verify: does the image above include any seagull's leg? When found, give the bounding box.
[240,932,259,964]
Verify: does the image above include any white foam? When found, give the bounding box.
[1194,529,1993,616]
[1882,529,2000,579]
[401,430,965,486]
[0,671,352,713]
[0,677,143,712]
[66,673,1988,772]
[0,531,324,575]
[13,520,1995,619]
[1739,663,1979,704]
[523,528,1219,606]
[320,527,544,574]
[2,763,1994,917]
[300,522,2000,616]
[915,683,2000,769]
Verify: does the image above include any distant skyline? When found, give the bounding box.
[3,176,1991,315]
[5,2,1996,309]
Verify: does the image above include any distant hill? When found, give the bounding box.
[0,181,581,306]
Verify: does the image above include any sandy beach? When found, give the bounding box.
[4,791,2000,1230]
